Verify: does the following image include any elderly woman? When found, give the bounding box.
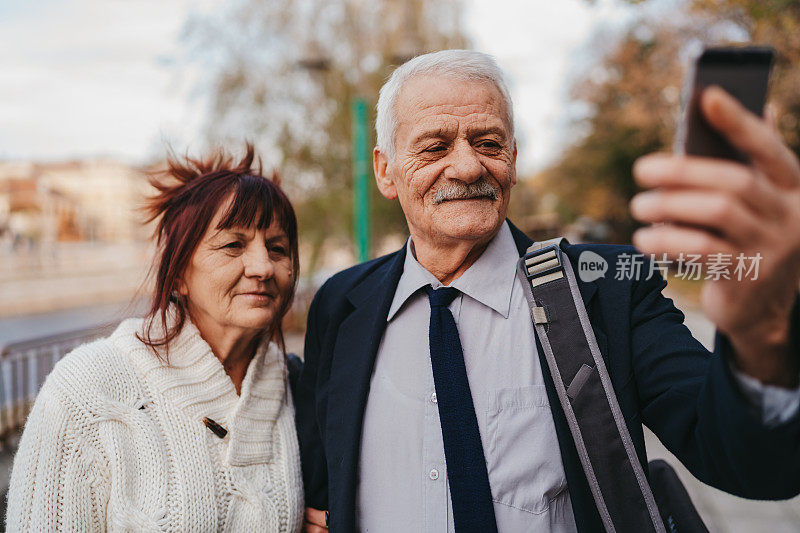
[6,146,304,531]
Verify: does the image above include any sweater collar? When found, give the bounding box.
[114,316,287,466]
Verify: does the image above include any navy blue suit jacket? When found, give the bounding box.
[295,221,800,532]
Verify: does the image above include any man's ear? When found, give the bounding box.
[510,142,518,187]
[374,147,398,200]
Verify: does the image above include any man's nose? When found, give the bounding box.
[445,141,484,183]
[243,246,275,280]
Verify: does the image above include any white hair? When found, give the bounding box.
[375,49,515,161]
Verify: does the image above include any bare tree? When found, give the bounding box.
[183,0,468,271]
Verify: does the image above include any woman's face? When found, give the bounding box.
[178,203,294,341]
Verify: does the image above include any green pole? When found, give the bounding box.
[352,97,371,262]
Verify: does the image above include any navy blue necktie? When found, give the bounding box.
[426,285,498,533]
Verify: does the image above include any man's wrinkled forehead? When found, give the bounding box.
[393,75,511,139]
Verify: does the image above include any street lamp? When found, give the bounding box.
[351,97,370,263]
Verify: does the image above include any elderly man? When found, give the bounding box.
[296,50,800,532]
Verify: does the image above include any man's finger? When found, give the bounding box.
[765,103,779,131]
[631,190,764,247]
[700,86,800,188]
[633,153,779,218]
[632,224,735,260]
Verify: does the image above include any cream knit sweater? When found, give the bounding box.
[5,318,304,532]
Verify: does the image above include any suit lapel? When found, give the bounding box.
[325,247,407,532]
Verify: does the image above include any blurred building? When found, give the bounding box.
[0,159,150,247]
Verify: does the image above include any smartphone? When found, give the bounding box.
[674,45,774,162]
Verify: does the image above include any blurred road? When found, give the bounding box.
[0,299,148,348]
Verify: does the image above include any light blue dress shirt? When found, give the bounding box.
[355,221,799,532]
[357,223,575,532]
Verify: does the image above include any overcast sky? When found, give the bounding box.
[0,0,642,172]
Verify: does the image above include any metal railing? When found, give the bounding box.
[0,324,116,442]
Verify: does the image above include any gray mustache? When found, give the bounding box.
[432,179,498,205]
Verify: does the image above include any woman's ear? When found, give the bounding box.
[176,279,188,297]
[374,147,398,200]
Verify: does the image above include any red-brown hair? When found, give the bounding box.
[138,143,299,357]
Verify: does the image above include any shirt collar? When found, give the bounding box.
[386,221,519,321]
[386,239,441,321]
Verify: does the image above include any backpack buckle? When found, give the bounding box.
[523,244,565,286]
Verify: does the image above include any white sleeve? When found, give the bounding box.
[730,365,800,426]
[5,381,108,532]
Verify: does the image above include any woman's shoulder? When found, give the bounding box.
[42,318,151,411]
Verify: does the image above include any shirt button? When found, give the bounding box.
[429,469,439,480]
[430,392,437,404]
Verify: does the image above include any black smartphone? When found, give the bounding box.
[674,45,774,162]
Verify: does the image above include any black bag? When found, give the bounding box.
[648,460,708,533]
[518,238,707,533]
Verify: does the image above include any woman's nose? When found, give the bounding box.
[243,246,275,280]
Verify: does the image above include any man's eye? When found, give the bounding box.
[477,140,501,149]
[423,144,446,153]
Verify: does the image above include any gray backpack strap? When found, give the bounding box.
[516,239,665,533]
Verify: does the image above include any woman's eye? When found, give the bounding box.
[222,241,243,249]
[269,245,288,255]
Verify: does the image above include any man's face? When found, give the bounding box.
[374,75,517,247]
